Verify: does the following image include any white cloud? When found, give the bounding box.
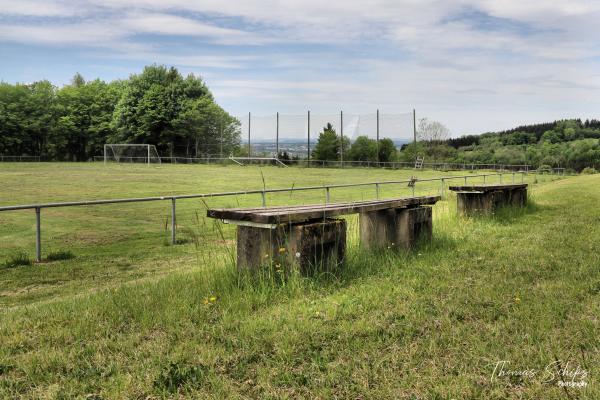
[1,0,599,134]
[0,0,80,17]
[119,12,272,45]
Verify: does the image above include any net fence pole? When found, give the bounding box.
[276,112,279,159]
[307,110,311,167]
[248,112,251,158]
[147,145,150,167]
[340,110,344,168]
[104,144,107,165]
[413,109,417,160]
[376,109,380,165]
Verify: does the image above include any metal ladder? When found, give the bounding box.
[414,156,424,169]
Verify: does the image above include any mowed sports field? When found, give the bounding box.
[0,163,598,398]
[0,162,509,307]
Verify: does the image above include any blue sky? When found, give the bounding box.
[1,0,599,137]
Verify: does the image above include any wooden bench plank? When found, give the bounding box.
[448,184,527,192]
[207,196,440,224]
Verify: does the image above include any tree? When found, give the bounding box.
[349,136,376,161]
[417,118,451,162]
[111,65,238,157]
[312,123,350,161]
[172,98,240,157]
[378,138,397,162]
[49,76,123,160]
[418,118,450,142]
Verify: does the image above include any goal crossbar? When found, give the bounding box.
[104,144,161,165]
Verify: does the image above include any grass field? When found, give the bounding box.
[0,162,533,308]
[1,163,596,399]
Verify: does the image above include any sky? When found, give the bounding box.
[1,0,599,138]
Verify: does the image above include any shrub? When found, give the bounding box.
[3,252,33,268]
[46,250,75,262]
[537,165,553,174]
[581,167,597,174]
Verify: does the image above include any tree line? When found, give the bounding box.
[2,65,598,170]
[437,119,600,171]
[309,123,397,163]
[0,65,241,160]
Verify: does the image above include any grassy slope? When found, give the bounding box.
[0,165,597,398]
[0,162,534,307]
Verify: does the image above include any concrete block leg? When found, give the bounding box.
[509,187,527,207]
[237,218,346,272]
[457,192,490,216]
[398,206,432,249]
[360,206,432,250]
[288,219,346,272]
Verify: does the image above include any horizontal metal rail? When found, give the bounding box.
[0,171,538,262]
[94,155,532,170]
[0,172,520,212]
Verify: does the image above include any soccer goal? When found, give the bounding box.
[104,144,161,165]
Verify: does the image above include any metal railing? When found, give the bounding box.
[0,155,42,162]
[93,155,531,171]
[0,171,533,262]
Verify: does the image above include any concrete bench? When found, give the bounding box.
[448,184,527,216]
[207,196,440,271]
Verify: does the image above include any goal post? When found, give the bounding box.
[103,144,161,165]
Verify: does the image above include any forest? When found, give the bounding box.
[0,65,240,161]
[435,119,600,171]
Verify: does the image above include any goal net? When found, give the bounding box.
[104,144,161,164]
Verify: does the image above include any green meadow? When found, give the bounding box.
[0,163,596,399]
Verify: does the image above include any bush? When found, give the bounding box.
[3,252,33,268]
[581,167,597,174]
[46,250,75,262]
[537,165,553,174]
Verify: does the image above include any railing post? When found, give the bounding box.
[483,174,486,184]
[499,173,503,183]
[512,172,515,183]
[375,183,380,199]
[440,178,445,198]
[261,191,266,207]
[35,207,41,262]
[325,187,330,204]
[171,198,177,245]
[464,176,467,185]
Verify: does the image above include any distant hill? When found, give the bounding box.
[432,119,600,171]
[446,119,600,148]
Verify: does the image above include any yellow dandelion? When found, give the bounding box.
[278,247,286,254]
[514,296,521,303]
[209,296,217,302]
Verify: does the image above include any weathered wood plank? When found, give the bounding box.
[207,196,440,224]
[448,184,527,192]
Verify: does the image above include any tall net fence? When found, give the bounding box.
[237,111,415,159]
